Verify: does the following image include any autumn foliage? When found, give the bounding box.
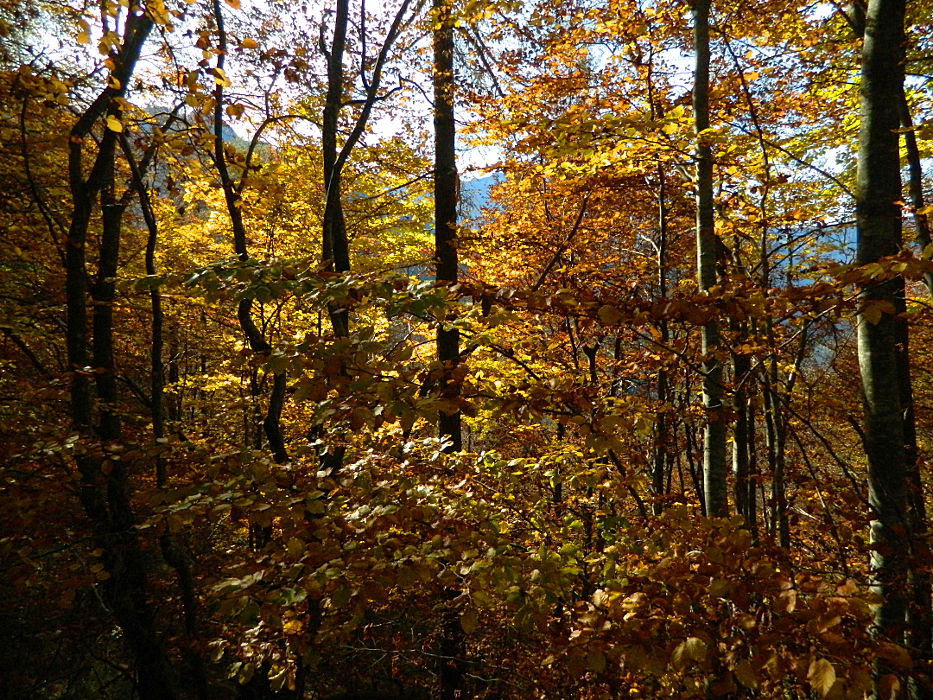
[2,0,933,699]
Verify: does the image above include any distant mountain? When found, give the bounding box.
[460,174,500,220]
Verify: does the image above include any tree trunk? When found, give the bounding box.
[653,166,670,515]
[763,346,789,548]
[732,350,751,527]
[898,93,933,296]
[434,0,461,454]
[322,0,352,343]
[212,0,287,464]
[691,0,728,517]
[856,0,910,654]
[434,5,465,700]
[64,14,177,700]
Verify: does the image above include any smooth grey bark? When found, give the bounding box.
[691,0,728,517]
[856,0,910,646]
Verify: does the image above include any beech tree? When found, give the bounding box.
[854,0,919,666]
[690,0,728,519]
[4,0,933,699]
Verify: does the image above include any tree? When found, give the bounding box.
[5,0,933,697]
[691,0,728,518]
[855,0,912,665]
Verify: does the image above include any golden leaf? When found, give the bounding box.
[460,608,479,635]
[808,658,836,697]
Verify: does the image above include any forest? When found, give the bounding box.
[1,0,932,697]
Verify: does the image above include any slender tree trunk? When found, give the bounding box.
[124,135,210,700]
[434,0,461,455]
[212,0,287,464]
[433,5,465,700]
[746,394,758,538]
[63,14,177,700]
[732,350,751,526]
[856,0,910,655]
[764,345,789,548]
[692,0,728,517]
[322,0,352,341]
[653,166,670,515]
[168,318,181,422]
[313,0,353,482]
[898,93,933,296]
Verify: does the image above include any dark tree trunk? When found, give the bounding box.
[64,14,177,699]
[434,0,461,453]
[322,0,353,340]
[433,4,465,700]
[212,0,287,464]
[763,349,789,548]
[653,166,670,514]
[732,350,752,527]
[898,93,933,296]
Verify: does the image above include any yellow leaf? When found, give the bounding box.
[286,537,303,560]
[684,637,707,661]
[107,76,121,89]
[597,304,622,325]
[225,0,241,7]
[282,618,302,634]
[241,37,258,49]
[237,662,255,685]
[808,658,836,697]
[105,115,123,132]
[734,659,757,690]
[460,608,478,635]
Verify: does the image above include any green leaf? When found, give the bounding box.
[586,649,606,673]
[396,566,417,589]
